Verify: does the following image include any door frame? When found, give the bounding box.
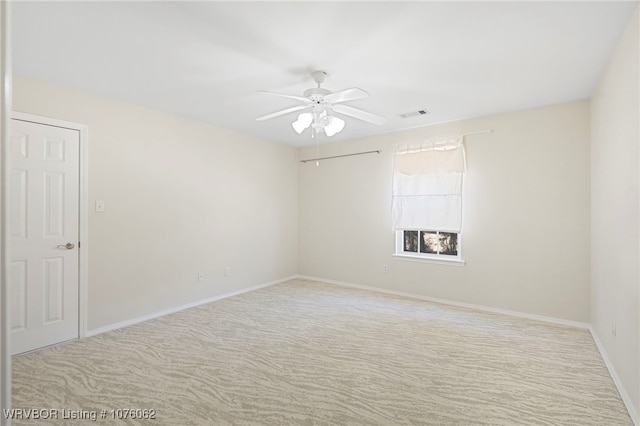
[11,111,89,340]
[1,0,11,419]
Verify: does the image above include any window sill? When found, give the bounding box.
[392,254,466,267]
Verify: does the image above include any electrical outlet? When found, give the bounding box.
[382,264,389,273]
[198,272,204,282]
[611,321,616,337]
[224,267,231,277]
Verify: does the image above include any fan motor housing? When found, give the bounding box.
[304,87,331,103]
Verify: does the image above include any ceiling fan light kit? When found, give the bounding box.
[292,110,345,137]
[324,116,345,137]
[257,70,385,139]
[292,113,313,134]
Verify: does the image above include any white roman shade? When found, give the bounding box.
[392,135,465,232]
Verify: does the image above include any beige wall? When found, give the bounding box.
[12,75,299,331]
[591,6,639,418]
[299,101,591,323]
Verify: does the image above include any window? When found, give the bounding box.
[396,230,461,261]
[391,135,465,264]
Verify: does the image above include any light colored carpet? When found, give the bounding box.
[12,279,632,425]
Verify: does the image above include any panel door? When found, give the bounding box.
[9,118,80,355]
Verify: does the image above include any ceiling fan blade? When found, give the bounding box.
[324,87,370,104]
[332,104,386,125]
[258,90,311,104]
[256,105,310,121]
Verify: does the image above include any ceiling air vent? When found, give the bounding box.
[400,109,429,119]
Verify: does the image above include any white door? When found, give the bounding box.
[9,118,80,355]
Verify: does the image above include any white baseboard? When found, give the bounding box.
[87,276,297,337]
[296,275,590,329]
[589,328,639,426]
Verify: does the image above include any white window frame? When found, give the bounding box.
[393,229,465,266]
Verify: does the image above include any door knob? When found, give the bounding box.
[57,242,75,250]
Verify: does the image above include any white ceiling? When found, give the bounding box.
[11,1,638,147]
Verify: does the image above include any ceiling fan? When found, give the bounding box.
[256,71,386,137]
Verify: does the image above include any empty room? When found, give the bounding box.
[0,1,638,425]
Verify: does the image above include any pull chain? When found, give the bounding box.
[315,129,320,166]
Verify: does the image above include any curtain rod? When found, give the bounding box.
[461,129,494,137]
[300,150,380,163]
[300,130,493,164]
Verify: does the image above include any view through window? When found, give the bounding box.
[399,230,460,259]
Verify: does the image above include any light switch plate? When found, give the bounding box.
[95,200,105,212]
